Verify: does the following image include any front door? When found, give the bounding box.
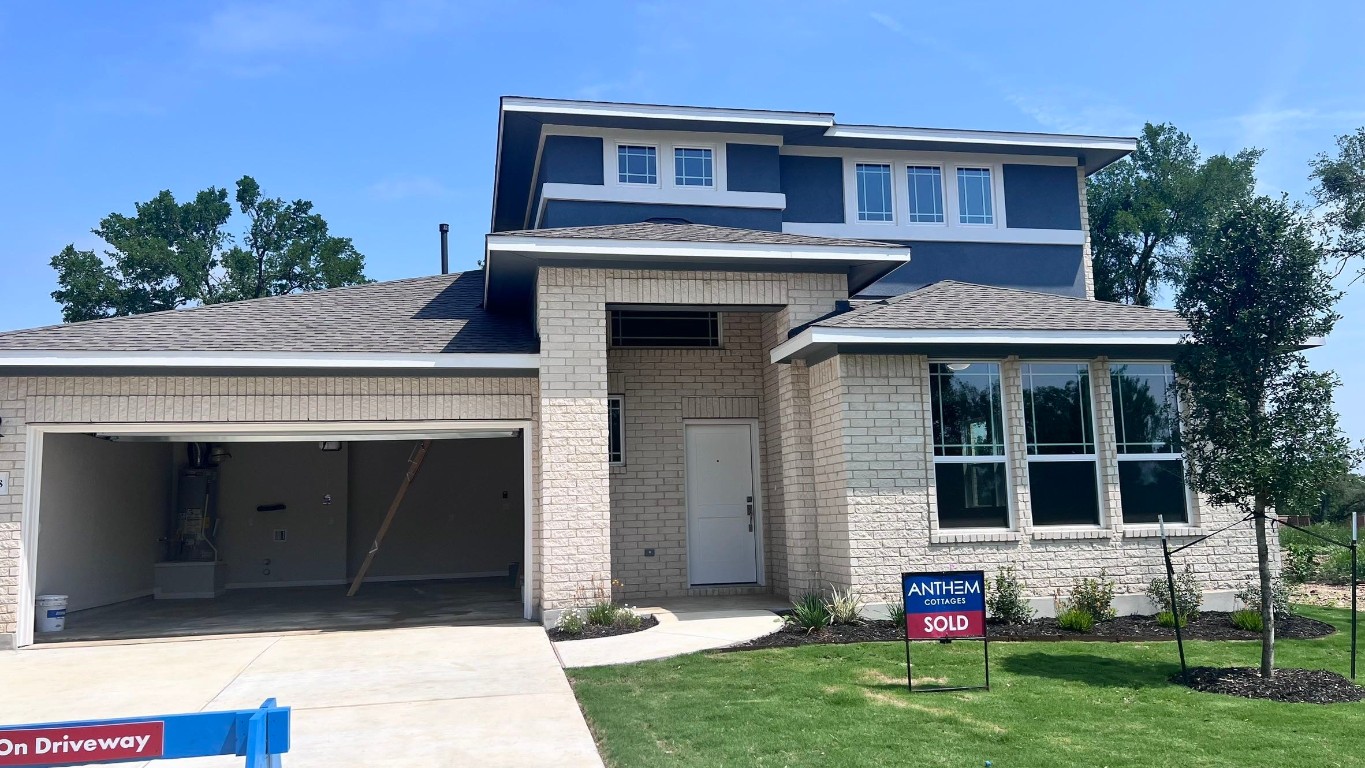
[685,422,758,585]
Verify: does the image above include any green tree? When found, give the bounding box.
[1088,123,1261,305]
[1310,127,1365,273]
[1174,195,1356,678]
[51,176,368,322]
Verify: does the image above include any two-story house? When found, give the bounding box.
[0,97,1263,647]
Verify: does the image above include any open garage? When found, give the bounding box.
[22,421,531,645]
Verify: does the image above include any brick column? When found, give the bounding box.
[536,268,611,613]
[1090,358,1123,531]
[1001,357,1034,533]
[1078,165,1096,300]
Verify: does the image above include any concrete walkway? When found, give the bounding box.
[1,624,603,768]
[554,596,784,668]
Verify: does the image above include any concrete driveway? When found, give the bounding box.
[0,625,603,767]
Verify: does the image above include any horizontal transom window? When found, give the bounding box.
[609,310,720,348]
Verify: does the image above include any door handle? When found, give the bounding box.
[746,496,754,532]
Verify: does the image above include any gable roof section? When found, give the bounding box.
[0,272,539,367]
[494,222,904,250]
[816,280,1188,333]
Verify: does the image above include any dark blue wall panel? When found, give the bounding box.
[1002,164,1081,230]
[541,135,605,185]
[780,155,844,223]
[540,200,783,231]
[861,242,1087,298]
[726,143,781,192]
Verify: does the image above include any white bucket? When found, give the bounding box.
[36,595,67,633]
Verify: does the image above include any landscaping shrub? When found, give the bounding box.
[1056,607,1095,632]
[556,608,586,635]
[1155,610,1188,628]
[1144,565,1202,619]
[614,608,644,631]
[1235,577,1294,616]
[825,585,865,625]
[1283,542,1320,583]
[1230,609,1264,632]
[786,592,831,632]
[1067,571,1117,622]
[886,600,907,629]
[586,600,622,626]
[1318,548,1362,585]
[987,566,1036,625]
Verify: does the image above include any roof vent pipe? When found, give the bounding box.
[439,223,450,275]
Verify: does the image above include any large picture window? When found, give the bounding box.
[1022,362,1100,526]
[930,362,1009,528]
[1111,363,1187,524]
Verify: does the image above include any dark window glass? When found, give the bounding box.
[608,397,623,464]
[934,463,1010,528]
[1117,459,1187,524]
[618,145,658,184]
[609,310,720,348]
[1022,363,1095,455]
[1027,461,1100,525]
[930,363,1005,457]
[1111,363,1181,454]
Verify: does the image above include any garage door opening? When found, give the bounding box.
[24,424,529,645]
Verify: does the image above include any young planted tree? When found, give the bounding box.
[1088,123,1261,305]
[51,176,368,322]
[1174,195,1356,677]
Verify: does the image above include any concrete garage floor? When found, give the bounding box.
[41,578,523,644]
[1,624,603,767]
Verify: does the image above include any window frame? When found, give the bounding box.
[608,395,625,466]
[928,359,1014,531]
[672,145,716,189]
[604,135,727,193]
[615,143,660,187]
[1020,360,1104,528]
[955,166,996,226]
[1109,361,1192,525]
[853,161,897,224]
[904,164,947,224]
[607,309,723,349]
[841,156,1008,231]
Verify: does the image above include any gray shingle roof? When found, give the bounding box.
[495,222,906,250]
[816,281,1188,333]
[0,272,538,354]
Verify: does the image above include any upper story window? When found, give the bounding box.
[617,145,658,185]
[1110,363,1188,524]
[609,310,721,348]
[855,163,894,222]
[1022,362,1100,526]
[674,147,714,187]
[906,166,945,223]
[957,167,995,224]
[930,362,1009,529]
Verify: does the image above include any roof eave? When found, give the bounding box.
[771,328,1189,364]
[0,351,542,371]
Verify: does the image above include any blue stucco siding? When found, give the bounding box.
[540,199,783,231]
[1002,164,1081,230]
[780,155,844,223]
[726,143,781,193]
[861,242,1087,298]
[541,135,605,185]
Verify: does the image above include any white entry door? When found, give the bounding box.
[685,422,759,585]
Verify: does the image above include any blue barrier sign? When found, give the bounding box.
[0,699,289,768]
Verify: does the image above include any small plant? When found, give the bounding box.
[1235,576,1294,617]
[1144,565,1202,620]
[1317,548,1362,585]
[555,608,585,635]
[785,592,831,633]
[1155,610,1188,628]
[886,600,907,629]
[987,566,1036,625]
[1283,542,1320,583]
[825,585,866,625]
[1056,607,1095,633]
[1230,609,1264,632]
[613,607,644,630]
[586,600,621,626]
[1067,570,1117,622]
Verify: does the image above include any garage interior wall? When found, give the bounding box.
[36,434,171,612]
[347,437,523,580]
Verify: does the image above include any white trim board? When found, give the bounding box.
[782,222,1086,246]
[771,327,1188,363]
[487,235,907,261]
[502,97,834,128]
[0,351,541,370]
[539,182,784,212]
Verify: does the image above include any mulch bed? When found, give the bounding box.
[548,614,658,642]
[724,611,1336,651]
[1174,666,1365,704]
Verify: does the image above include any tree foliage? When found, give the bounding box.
[1174,195,1357,677]
[51,176,368,322]
[1088,123,1261,305]
[1310,126,1365,274]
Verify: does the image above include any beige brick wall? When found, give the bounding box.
[0,373,535,642]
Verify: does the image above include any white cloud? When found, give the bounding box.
[367,175,450,201]
[868,12,904,35]
[197,3,355,55]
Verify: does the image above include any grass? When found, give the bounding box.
[569,606,1365,767]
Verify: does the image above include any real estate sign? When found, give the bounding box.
[902,570,986,640]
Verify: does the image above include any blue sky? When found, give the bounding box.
[2,1,1363,440]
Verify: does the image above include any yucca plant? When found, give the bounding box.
[825,585,866,625]
[785,592,831,632]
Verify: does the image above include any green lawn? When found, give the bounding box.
[569,607,1365,768]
